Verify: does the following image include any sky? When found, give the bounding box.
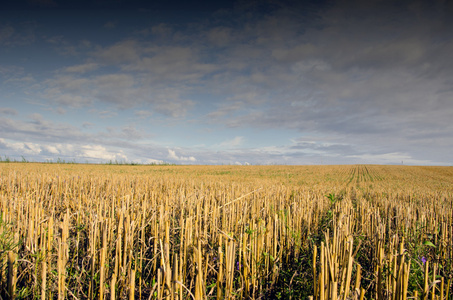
[1,0,452,165]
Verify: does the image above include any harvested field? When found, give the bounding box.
[0,163,452,299]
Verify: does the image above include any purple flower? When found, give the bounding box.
[420,256,427,265]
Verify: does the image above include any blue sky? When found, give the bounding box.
[1,0,452,165]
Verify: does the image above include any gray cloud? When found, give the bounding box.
[42,71,194,116]
[64,63,99,73]
[2,0,451,165]
[0,22,36,46]
[0,114,146,146]
[103,21,116,29]
[134,110,152,118]
[92,39,141,64]
[193,1,453,165]
[0,108,18,115]
[0,25,15,44]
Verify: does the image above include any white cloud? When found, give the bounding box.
[167,149,196,162]
[79,145,128,161]
[43,145,60,154]
[0,137,135,163]
[8,142,42,155]
[145,158,165,164]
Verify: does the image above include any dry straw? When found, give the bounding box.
[0,163,451,299]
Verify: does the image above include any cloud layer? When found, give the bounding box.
[0,0,452,165]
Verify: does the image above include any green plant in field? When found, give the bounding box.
[0,214,17,259]
[323,193,342,228]
[15,286,32,300]
[0,214,20,298]
[326,193,338,205]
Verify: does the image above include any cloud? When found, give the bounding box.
[167,149,196,162]
[348,152,434,165]
[0,138,7,149]
[0,108,18,115]
[92,39,141,64]
[45,36,93,57]
[122,46,218,83]
[43,70,194,116]
[134,110,152,118]
[206,27,233,47]
[191,0,453,160]
[0,25,15,44]
[150,23,173,37]
[290,140,356,156]
[4,75,35,85]
[103,21,116,29]
[206,102,243,119]
[9,142,42,155]
[90,37,218,84]
[42,144,60,154]
[0,22,36,46]
[0,114,143,148]
[217,136,244,149]
[154,97,194,118]
[79,145,127,161]
[118,125,147,140]
[82,122,94,128]
[0,66,34,91]
[144,158,165,164]
[0,139,73,158]
[1,0,452,165]
[0,65,23,76]
[64,63,99,73]
[0,139,129,163]
[55,107,66,114]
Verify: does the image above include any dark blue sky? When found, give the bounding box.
[1,0,452,165]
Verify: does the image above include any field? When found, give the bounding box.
[0,163,452,299]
